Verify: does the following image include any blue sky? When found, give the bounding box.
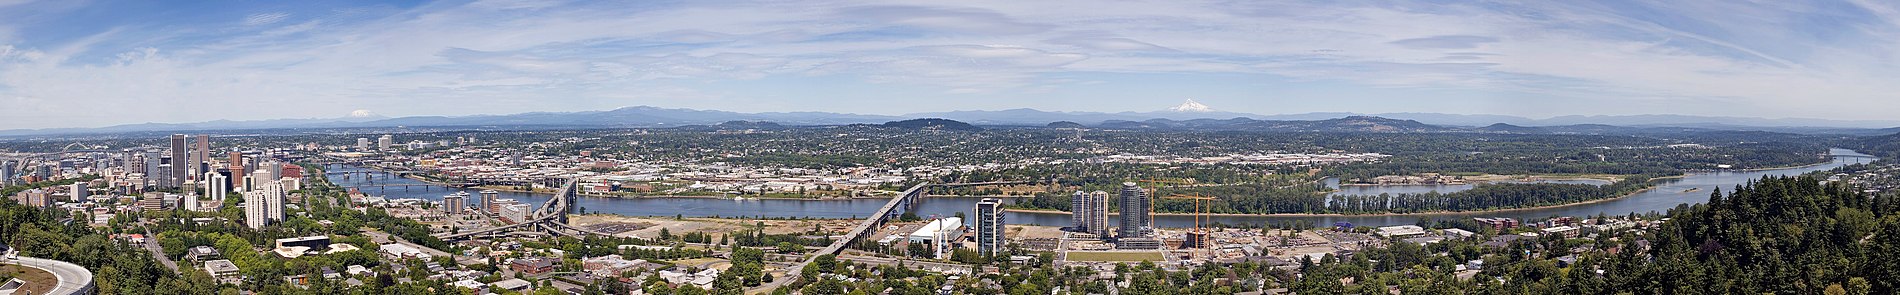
[2,0,1898,129]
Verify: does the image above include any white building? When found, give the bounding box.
[244,181,285,229]
[1377,225,1427,238]
[205,171,228,201]
[907,217,964,259]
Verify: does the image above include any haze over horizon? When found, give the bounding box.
[5,0,1900,129]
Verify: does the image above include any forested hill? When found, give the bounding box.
[1850,132,1900,158]
[1617,176,1900,293]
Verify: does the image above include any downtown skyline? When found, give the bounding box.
[4,0,1900,129]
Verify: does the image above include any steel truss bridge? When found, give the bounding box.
[433,178,616,240]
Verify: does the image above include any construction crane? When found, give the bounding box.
[1136,178,1196,235]
[1163,194,1219,259]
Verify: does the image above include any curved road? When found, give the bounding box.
[4,255,95,295]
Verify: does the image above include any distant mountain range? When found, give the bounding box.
[3,105,1897,137]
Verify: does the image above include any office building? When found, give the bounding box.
[155,164,174,189]
[142,151,162,182]
[975,198,1006,256]
[170,134,188,189]
[443,192,467,215]
[193,134,210,176]
[356,138,370,150]
[377,135,393,150]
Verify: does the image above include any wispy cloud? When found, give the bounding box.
[0,0,1898,128]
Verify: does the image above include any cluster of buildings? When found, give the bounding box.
[1066,182,1161,249]
[1072,152,1389,166]
[1,134,305,231]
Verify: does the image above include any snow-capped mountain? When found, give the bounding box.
[1170,99,1214,112]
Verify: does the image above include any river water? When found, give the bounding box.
[327,149,1876,228]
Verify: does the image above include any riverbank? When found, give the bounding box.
[1003,183,1670,218]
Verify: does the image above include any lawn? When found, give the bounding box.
[1065,251,1166,262]
[0,265,57,294]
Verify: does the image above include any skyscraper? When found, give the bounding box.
[245,181,286,229]
[378,135,393,150]
[193,134,209,176]
[205,171,228,201]
[975,198,1006,256]
[1117,182,1150,239]
[1071,191,1088,231]
[0,160,16,187]
[1085,191,1109,237]
[264,181,284,222]
[228,152,244,191]
[169,134,188,189]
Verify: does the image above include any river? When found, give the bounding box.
[325,148,1877,228]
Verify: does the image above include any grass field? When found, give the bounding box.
[1066,251,1166,262]
[0,265,57,294]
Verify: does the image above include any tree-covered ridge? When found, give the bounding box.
[1279,176,1900,294]
[1629,176,1900,294]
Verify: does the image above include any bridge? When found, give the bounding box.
[433,178,615,240]
[752,180,1033,291]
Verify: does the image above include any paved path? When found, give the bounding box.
[4,254,95,295]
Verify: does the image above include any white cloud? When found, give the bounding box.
[1,0,1898,129]
[244,12,291,26]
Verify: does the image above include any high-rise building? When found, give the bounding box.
[155,164,174,189]
[184,190,199,211]
[1071,191,1088,230]
[245,181,286,229]
[69,182,87,201]
[170,134,188,189]
[193,134,210,176]
[1117,182,1150,239]
[0,160,16,187]
[228,152,244,189]
[205,171,229,201]
[249,165,279,192]
[480,190,498,214]
[142,151,162,180]
[975,198,1006,256]
[1085,191,1109,237]
[975,198,1007,254]
[377,135,394,150]
[357,138,371,150]
[443,192,467,215]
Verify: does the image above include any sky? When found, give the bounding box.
[2,0,1899,129]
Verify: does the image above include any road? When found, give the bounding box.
[143,229,180,272]
[3,254,96,295]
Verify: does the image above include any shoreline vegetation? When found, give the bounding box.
[1002,183,1666,218]
[312,154,1849,215]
